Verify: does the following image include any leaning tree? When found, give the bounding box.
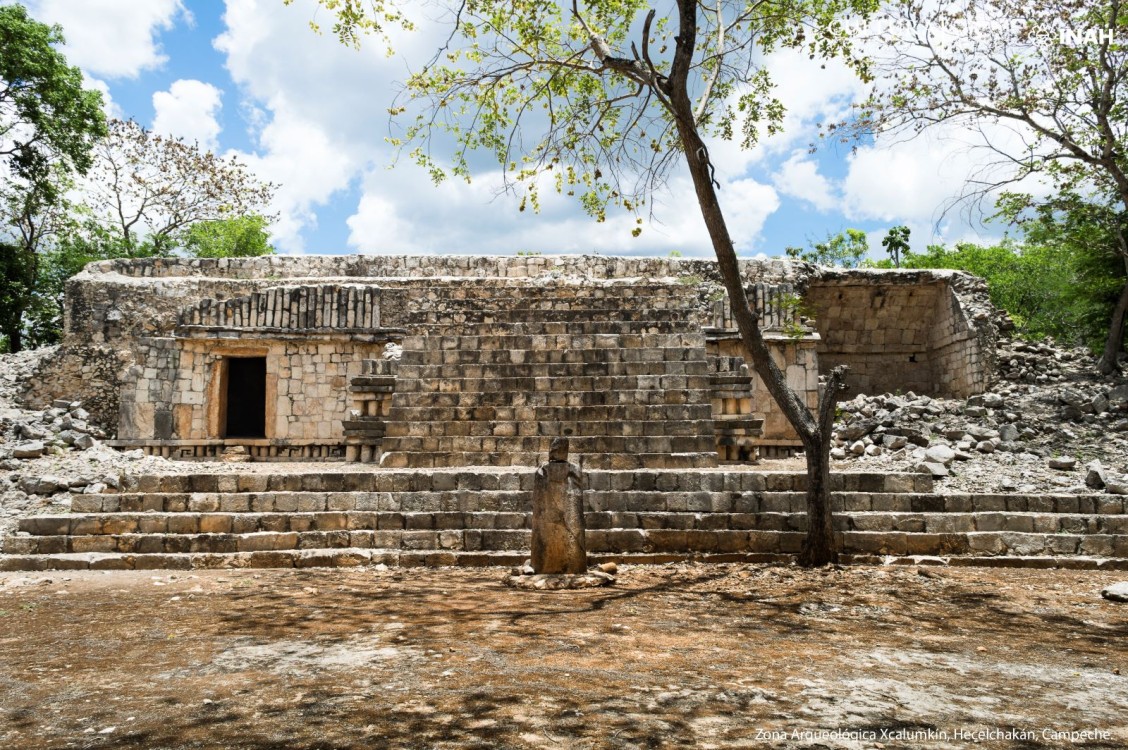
[861,0,1128,373]
[288,0,876,564]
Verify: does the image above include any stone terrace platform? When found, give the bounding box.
[2,465,1127,571]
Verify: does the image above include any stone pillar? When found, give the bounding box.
[531,437,586,574]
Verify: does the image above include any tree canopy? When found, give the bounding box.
[862,0,1128,371]
[84,119,277,253]
[291,0,873,227]
[1,3,105,352]
[786,228,869,268]
[0,4,106,194]
[181,215,275,259]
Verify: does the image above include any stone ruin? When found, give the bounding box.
[25,254,998,467]
[17,254,1111,574]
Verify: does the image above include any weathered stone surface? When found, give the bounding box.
[12,441,45,459]
[1086,460,1108,489]
[1100,582,1128,602]
[1048,456,1078,471]
[530,440,586,575]
[917,461,949,478]
[924,445,956,467]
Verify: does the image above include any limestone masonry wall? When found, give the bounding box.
[22,255,999,460]
[805,269,995,399]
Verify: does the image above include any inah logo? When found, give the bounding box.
[1059,28,1120,46]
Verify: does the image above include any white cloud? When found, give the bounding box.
[345,162,779,258]
[234,115,356,251]
[28,0,188,79]
[214,0,421,252]
[840,121,1052,231]
[152,79,223,149]
[772,152,837,213]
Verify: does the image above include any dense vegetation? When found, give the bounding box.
[0,5,276,352]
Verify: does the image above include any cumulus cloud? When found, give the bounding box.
[345,161,779,258]
[214,0,418,252]
[772,152,838,213]
[152,79,223,149]
[28,0,188,79]
[840,121,1052,233]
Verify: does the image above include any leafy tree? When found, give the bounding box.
[786,228,868,267]
[180,215,275,258]
[862,0,1128,373]
[22,220,159,348]
[0,4,106,192]
[0,241,35,352]
[0,4,105,352]
[0,166,75,351]
[291,0,877,565]
[85,119,277,253]
[881,224,909,267]
[902,240,1083,340]
[1001,194,1127,350]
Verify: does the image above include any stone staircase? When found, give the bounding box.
[3,468,1127,571]
[377,281,720,469]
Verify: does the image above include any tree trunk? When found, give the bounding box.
[665,0,843,564]
[1097,256,1128,375]
[798,433,835,565]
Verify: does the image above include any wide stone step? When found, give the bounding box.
[387,404,715,423]
[18,511,534,537]
[587,471,932,493]
[394,360,711,379]
[379,451,720,470]
[3,549,1125,572]
[400,332,705,351]
[583,511,1128,535]
[39,509,1121,540]
[380,434,718,457]
[752,492,1127,515]
[581,490,1123,513]
[388,388,714,408]
[384,419,716,439]
[401,349,710,369]
[73,490,532,514]
[99,469,931,496]
[0,549,528,571]
[400,345,705,367]
[581,529,1128,557]
[2,529,531,555]
[11,527,1124,559]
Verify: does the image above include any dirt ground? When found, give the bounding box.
[0,563,1126,750]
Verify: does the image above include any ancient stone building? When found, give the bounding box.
[27,255,997,465]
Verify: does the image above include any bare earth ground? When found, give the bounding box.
[1,563,1126,750]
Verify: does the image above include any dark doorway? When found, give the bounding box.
[225,357,267,438]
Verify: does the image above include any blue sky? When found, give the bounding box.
[21,0,1005,259]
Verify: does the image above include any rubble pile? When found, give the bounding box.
[1,398,107,468]
[0,348,171,541]
[830,336,1128,495]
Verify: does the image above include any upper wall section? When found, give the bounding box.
[804,269,997,398]
[78,254,804,281]
[64,254,806,345]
